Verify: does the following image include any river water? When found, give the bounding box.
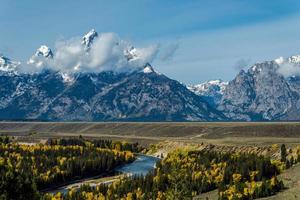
[116,154,160,176]
[48,154,159,194]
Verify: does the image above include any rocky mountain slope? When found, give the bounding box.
[0,64,225,121]
[218,56,300,121]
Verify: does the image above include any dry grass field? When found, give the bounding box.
[2,121,300,146]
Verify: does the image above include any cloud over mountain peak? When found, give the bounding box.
[18,29,161,74]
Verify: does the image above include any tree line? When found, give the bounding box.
[46,137,143,153]
[0,137,135,200]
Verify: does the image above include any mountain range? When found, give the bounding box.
[1,29,300,121]
[0,30,224,121]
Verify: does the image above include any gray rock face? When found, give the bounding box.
[0,66,225,121]
[218,59,300,121]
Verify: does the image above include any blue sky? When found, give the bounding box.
[1,0,300,83]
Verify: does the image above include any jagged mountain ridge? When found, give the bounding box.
[0,66,225,121]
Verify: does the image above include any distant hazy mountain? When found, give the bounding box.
[187,80,228,106]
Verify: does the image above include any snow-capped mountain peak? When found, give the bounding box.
[143,64,155,73]
[0,55,20,73]
[27,45,53,67]
[35,45,53,58]
[82,29,98,49]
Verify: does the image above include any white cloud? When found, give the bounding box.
[52,37,86,72]
[152,14,300,84]
[233,58,252,71]
[159,42,179,61]
[277,62,300,77]
[24,32,161,73]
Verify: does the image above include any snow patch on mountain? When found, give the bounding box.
[141,63,157,74]
[60,72,75,84]
[143,65,154,73]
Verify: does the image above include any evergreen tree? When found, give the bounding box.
[281,144,287,162]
